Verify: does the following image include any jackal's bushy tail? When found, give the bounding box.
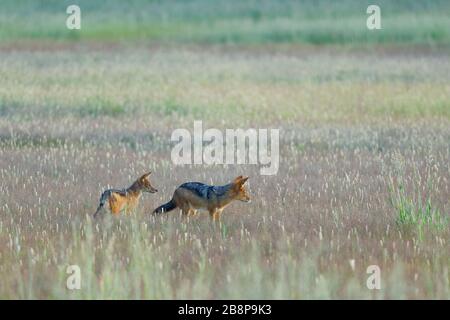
[153,199,176,214]
[93,190,110,218]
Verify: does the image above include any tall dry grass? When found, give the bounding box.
[0,46,449,299]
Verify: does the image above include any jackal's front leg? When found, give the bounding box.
[209,209,223,221]
[125,203,137,215]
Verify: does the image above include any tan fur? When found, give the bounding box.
[108,189,141,215]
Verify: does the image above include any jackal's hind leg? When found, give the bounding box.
[109,197,122,216]
[125,203,137,215]
[178,203,190,217]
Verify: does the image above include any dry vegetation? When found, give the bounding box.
[0,44,448,299]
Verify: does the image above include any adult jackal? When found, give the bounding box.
[153,176,250,220]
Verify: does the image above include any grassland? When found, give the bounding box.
[0,1,449,299]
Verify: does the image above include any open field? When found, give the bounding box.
[1,45,449,299]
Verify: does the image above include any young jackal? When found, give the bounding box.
[153,176,250,220]
[93,172,158,218]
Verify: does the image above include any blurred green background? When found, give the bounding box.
[1,0,449,46]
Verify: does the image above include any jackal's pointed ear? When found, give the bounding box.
[240,176,249,185]
[234,175,249,185]
[233,175,244,184]
[141,171,151,180]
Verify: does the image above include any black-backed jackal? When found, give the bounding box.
[153,176,250,220]
[93,172,157,218]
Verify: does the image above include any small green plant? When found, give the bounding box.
[388,174,448,239]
